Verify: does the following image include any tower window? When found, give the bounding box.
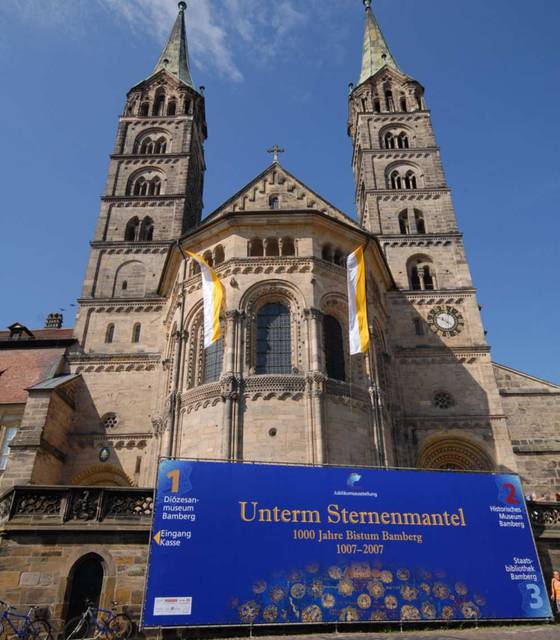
[409,257,436,291]
[398,210,409,235]
[105,324,115,344]
[414,210,426,234]
[400,97,407,112]
[132,323,141,343]
[269,196,279,210]
[124,216,140,241]
[404,170,417,189]
[373,98,381,113]
[256,303,291,374]
[203,251,213,267]
[385,90,394,111]
[121,281,128,291]
[323,315,345,381]
[390,170,402,190]
[153,89,166,116]
[139,216,154,241]
[167,100,177,116]
[397,132,409,149]
[139,102,150,117]
[384,132,395,149]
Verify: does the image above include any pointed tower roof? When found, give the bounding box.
[150,2,194,88]
[359,0,400,84]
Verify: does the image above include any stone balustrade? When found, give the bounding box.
[0,486,558,538]
[0,485,153,529]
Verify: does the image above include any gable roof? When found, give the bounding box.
[203,162,362,230]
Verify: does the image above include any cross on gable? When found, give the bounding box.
[267,144,285,163]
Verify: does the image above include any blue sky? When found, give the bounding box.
[0,0,558,383]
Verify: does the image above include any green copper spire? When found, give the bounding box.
[151,2,194,88]
[359,0,400,84]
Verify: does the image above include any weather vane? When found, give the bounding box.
[267,144,285,163]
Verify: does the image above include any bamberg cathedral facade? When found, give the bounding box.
[0,0,558,631]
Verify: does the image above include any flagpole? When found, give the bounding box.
[360,238,387,469]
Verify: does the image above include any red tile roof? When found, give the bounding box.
[0,348,68,404]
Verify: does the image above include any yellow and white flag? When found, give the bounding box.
[186,251,224,348]
[347,246,369,355]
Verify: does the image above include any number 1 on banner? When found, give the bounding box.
[166,469,180,493]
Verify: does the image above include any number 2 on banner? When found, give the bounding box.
[526,584,544,609]
[503,482,520,505]
[166,469,180,493]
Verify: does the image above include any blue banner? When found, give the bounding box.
[142,460,551,627]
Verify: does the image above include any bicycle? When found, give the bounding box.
[63,601,132,640]
[0,600,52,640]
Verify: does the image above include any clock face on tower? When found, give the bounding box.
[427,306,464,337]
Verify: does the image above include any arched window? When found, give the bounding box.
[132,323,141,343]
[404,170,417,189]
[397,132,409,149]
[105,324,115,344]
[408,257,436,291]
[121,280,128,291]
[139,216,154,241]
[214,245,225,265]
[398,210,409,235]
[203,335,223,383]
[154,137,167,154]
[149,177,161,196]
[167,100,177,116]
[139,102,150,117]
[400,97,407,112]
[184,99,191,115]
[203,251,213,267]
[323,315,345,381]
[256,303,291,374]
[269,196,279,210]
[281,238,295,256]
[410,266,421,290]
[190,260,200,276]
[390,170,402,190]
[414,210,426,234]
[373,98,381,113]
[124,217,139,241]
[385,90,394,111]
[265,238,279,257]
[384,132,395,149]
[140,138,154,154]
[132,177,147,196]
[153,89,165,116]
[322,245,333,262]
[249,239,264,257]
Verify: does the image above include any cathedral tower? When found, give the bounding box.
[79,1,206,306]
[348,1,516,472]
[69,3,206,480]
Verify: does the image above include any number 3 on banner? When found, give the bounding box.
[526,584,544,609]
[166,469,180,493]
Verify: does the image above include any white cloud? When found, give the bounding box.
[6,0,313,83]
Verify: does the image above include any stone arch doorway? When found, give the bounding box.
[65,554,104,622]
[417,437,494,472]
[70,464,133,487]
